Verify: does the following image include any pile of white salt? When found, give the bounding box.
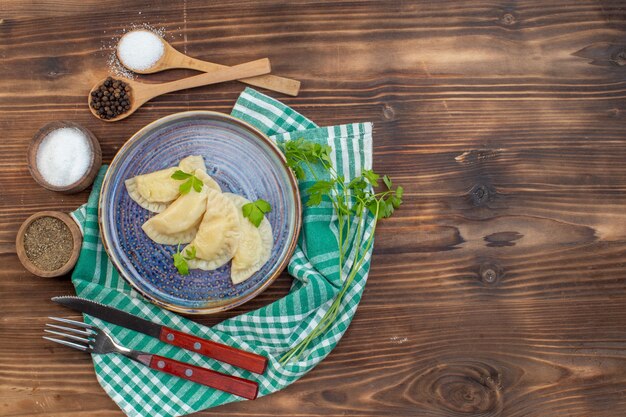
[117,30,165,71]
[36,128,92,187]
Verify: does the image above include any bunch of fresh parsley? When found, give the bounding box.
[279,138,402,363]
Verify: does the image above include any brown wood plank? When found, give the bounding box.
[2,0,626,416]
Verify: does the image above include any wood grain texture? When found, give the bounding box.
[2,1,626,416]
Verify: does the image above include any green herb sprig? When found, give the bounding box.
[242,199,272,227]
[279,138,402,363]
[173,245,196,275]
[171,170,204,194]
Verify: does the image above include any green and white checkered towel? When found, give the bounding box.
[70,88,375,417]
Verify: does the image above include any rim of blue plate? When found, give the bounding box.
[98,111,302,315]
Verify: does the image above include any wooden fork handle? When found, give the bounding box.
[148,354,259,400]
[160,327,268,374]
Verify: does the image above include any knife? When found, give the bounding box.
[52,296,268,374]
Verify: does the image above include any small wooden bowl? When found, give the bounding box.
[27,121,102,194]
[16,211,82,278]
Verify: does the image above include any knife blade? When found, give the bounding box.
[52,296,268,374]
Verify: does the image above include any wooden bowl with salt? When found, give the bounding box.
[28,121,102,194]
[16,211,82,278]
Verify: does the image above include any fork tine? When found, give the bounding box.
[44,329,93,344]
[45,323,93,336]
[43,336,89,352]
[48,316,94,329]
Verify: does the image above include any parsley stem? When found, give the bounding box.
[280,205,376,363]
[336,202,344,279]
[280,138,399,364]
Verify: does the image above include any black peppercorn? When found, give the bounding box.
[90,77,133,120]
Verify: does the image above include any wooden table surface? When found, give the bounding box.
[2,1,626,416]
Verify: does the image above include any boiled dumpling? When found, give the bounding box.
[125,167,180,213]
[141,169,209,245]
[195,169,221,193]
[179,155,206,173]
[224,193,273,284]
[185,188,240,271]
[126,155,208,213]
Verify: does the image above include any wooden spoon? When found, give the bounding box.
[88,58,271,122]
[117,30,300,97]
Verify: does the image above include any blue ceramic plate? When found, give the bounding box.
[99,111,301,314]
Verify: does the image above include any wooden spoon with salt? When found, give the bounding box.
[88,58,271,122]
[117,30,300,97]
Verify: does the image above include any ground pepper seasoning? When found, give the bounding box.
[23,216,74,271]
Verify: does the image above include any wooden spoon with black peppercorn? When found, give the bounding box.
[88,58,271,122]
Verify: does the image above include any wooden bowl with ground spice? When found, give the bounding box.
[16,211,82,278]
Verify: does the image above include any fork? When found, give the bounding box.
[43,317,258,400]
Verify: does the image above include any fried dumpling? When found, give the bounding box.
[141,169,209,245]
[224,193,273,284]
[185,188,240,271]
[125,155,208,213]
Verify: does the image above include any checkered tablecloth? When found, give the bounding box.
[70,88,375,417]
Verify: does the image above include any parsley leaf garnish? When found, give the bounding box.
[171,170,204,194]
[173,244,196,275]
[242,199,272,227]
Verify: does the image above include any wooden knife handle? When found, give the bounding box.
[148,355,258,400]
[160,327,268,374]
